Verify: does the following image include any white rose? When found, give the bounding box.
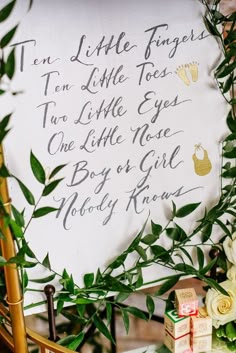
[205,280,236,328]
[227,265,236,282]
[223,232,236,266]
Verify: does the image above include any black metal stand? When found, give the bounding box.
[44,284,59,342]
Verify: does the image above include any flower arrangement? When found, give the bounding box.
[203,235,236,351]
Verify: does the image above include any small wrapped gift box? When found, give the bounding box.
[164,309,190,338]
[190,307,212,337]
[164,331,191,353]
[175,288,198,317]
[191,334,212,353]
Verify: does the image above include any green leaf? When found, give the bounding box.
[135,268,143,289]
[83,273,94,288]
[33,207,58,218]
[5,48,15,79]
[155,275,181,296]
[30,151,45,184]
[224,30,236,46]
[127,216,149,252]
[93,314,115,343]
[42,253,51,270]
[196,247,204,269]
[176,203,200,218]
[166,227,180,241]
[215,219,231,238]
[171,201,177,218]
[0,25,18,48]
[22,270,28,291]
[13,177,35,205]
[175,224,187,241]
[0,1,16,22]
[199,257,217,276]
[223,74,233,94]
[225,133,236,142]
[0,128,10,144]
[73,297,95,304]
[67,275,75,294]
[151,221,162,236]
[174,263,196,275]
[146,295,155,319]
[227,111,236,132]
[61,305,87,325]
[125,306,148,321]
[76,303,86,317]
[116,292,130,303]
[103,275,132,293]
[204,17,220,37]
[57,299,64,314]
[42,178,63,196]
[28,0,33,11]
[180,247,194,265]
[222,167,236,178]
[108,252,127,270]
[106,302,112,325]
[57,334,80,347]
[141,233,158,245]
[11,205,25,227]
[121,308,129,334]
[49,164,66,179]
[224,147,236,159]
[212,10,227,22]
[67,332,84,350]
[29,274,56,284]
[201,223,213,243]
[22,241,35,259]
[226,210,236,218]
[222,161,231,170]
[0,164,10,177]
[95,268,102,283]
[151,245,169,260]
[204,277,229,296]
[0,256,6,266]
[9,219,23,238]
[216,61,236,78]
[136,245,147,260]
[0,113,11,130]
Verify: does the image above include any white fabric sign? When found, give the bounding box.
[1,0,229,313]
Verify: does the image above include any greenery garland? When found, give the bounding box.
[0,0,235,351]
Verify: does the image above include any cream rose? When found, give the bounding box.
[227,265,236,282]
[223,232,236,266]
[205,280,236,328]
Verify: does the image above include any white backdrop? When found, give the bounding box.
[0,0,229,313]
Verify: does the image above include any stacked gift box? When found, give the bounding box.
[164,288,212,353]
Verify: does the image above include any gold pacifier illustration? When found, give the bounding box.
[176,62,199,86]
[192,144,212,176]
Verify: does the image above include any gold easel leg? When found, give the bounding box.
[0,145,28,353]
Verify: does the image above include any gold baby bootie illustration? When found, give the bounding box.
[192,144,212,176]
[188,62,199,82]
[175,65,190,86]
